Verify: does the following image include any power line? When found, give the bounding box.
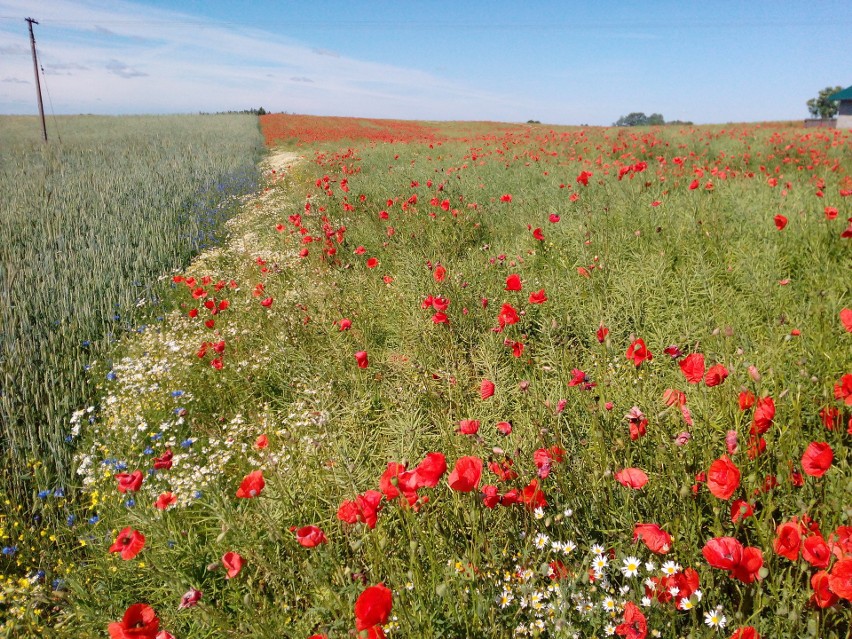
[1,15,850,30]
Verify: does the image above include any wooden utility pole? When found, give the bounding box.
[26,17,48,142]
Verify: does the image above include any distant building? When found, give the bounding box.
[829,86,852,129]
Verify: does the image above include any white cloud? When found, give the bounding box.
[0,0,533,119]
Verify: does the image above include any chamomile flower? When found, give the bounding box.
[534,532,550,549]
[499,590,514,608]
[679,597,694,610]
[533,507,545,520]
[604,623,616,636]
[621,556,641,577]
[601,596,617,612]
[641,596,652,607]
[644,560,657,573]
[563,540,577,554]
[592,554,609,572]
[704,606,727,629]
[661,560,681,576]
[590,543,605,555]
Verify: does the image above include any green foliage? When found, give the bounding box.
[6,121,851,638]
[807,86,843,119]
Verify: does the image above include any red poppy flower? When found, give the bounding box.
[236,470,265,498]
[412,453,447,488]
[528,289,548,304]
[841,308,852,333]
[294,525,328,548]
[730,499,754,523]
[480,379,495,400]
[731,546,763,583]
[108,603,159,639]
[738,391,755,411]
[548,213,560,223]
[679,353,705,384]
[366,257,378,269]
[834,374,852,405]
[803,533,831,568]
[751,396,775,434]
[615,468,648,489]
[116,470,144,493]
[626,338,652,367]
[260,297,273,307]
[825,206,839,220]
[339,318,352,331]
[828,558,852,600]
[505,339,524,357]
[497,303,519,328]
[355,583,392,632]
[520,478,547,509]
[774,214,788,230]
[222,551,244,578]
[633,523,672,554]
[615,601,647,639]
[109,527,146,560]
[354,351,369,369]
[707,455,740,500]
[457,419,480,435]
[496,421,512,435]
[447,456,482,492]
[480,485,500,509]
[505,274,522,291]
[705,364,729,387]
[811,570,839,608]
[152,449,172,470]
[596,324,609,343]
[703,536,742,571]
[801,441,833,477]
[532,227,545,241]
[433,264,446,282]
[575,170,591,186]
[500,194,512,203]
[154,492,177,511]
[729,627,760,639]
[774,521,801,561]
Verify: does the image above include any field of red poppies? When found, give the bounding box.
[14,115,851,639]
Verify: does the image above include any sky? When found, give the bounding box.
[0,0,850,126]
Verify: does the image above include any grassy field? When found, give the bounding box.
[0,115,264,505]
[2,115,851,638]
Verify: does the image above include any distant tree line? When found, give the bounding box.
[199,108,268,115]
[613,112,692,127]
[807,86,842,119]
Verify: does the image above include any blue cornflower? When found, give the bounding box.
[2,546,18,556]
[66,514,76,526]
[180,439,193,448]
[37,490,50,499]
[125,498,135,508]
[88,515,99,525]
[53,488,65,498]
[171,390,184,398]
[106,371,117,382]
[143,447,154,455]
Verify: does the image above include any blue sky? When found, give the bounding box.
[1,0,850,125]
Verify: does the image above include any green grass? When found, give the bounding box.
[3,119,852,638]
[0,115,264,504]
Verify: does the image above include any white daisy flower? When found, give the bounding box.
[704,606,727,629]
[621,556,641,577]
